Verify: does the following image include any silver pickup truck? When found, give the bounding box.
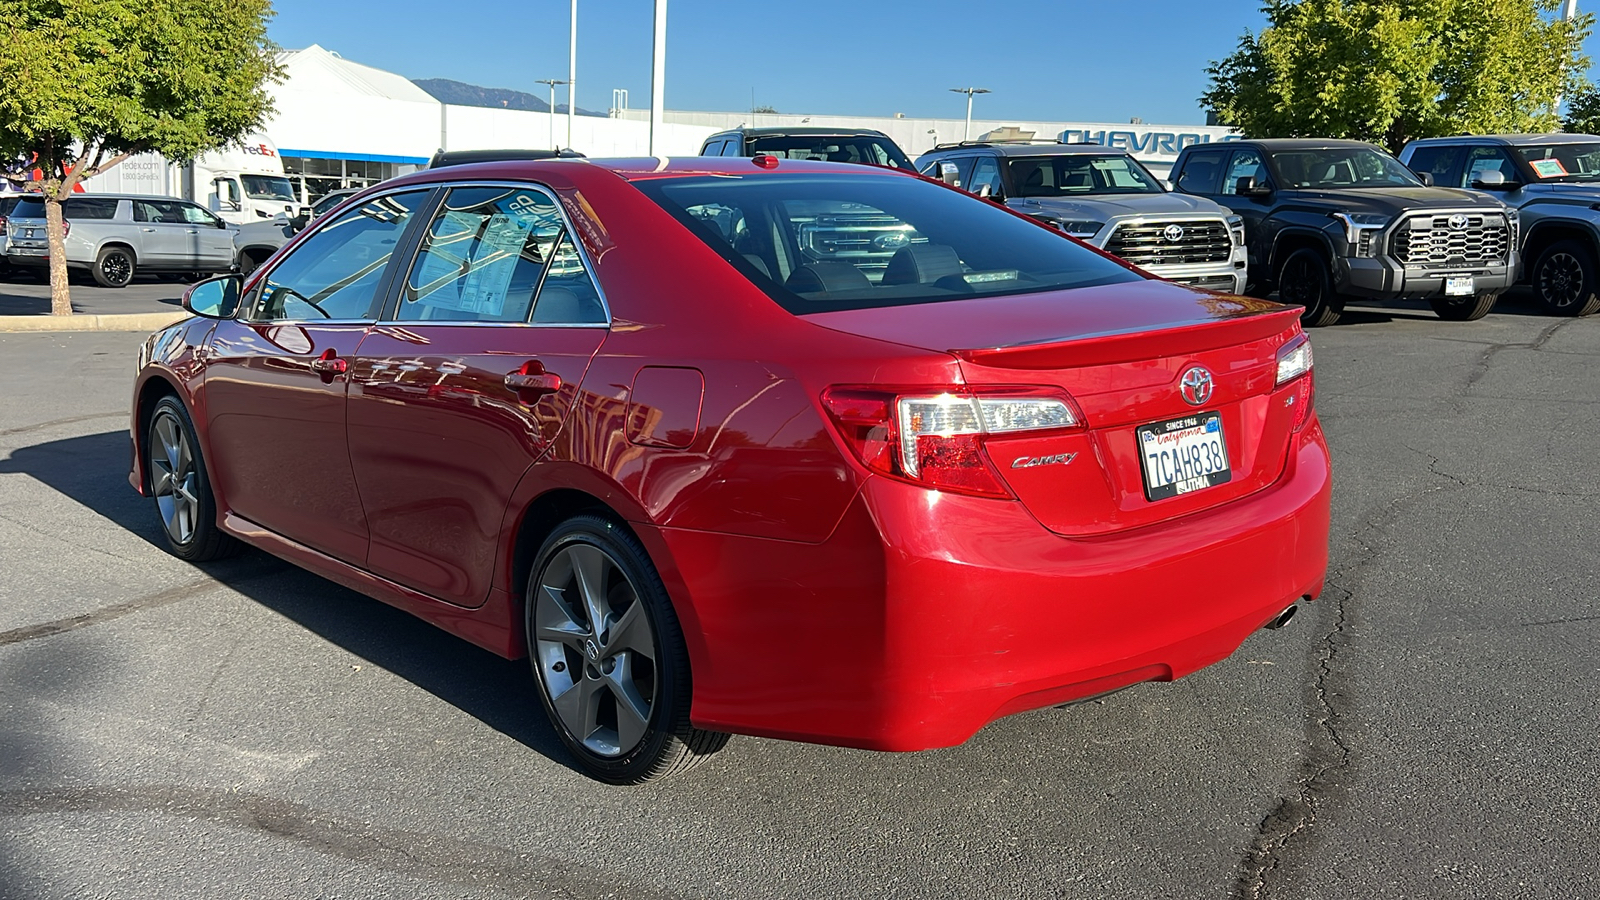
[4,193,236,287]
[916,141,1249,293]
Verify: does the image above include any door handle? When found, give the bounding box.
[505,361,562,401]
[141,227,156,232]
[309,349,348,383]
[186,228,198,234]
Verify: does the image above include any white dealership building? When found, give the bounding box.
[101,45,1239,204]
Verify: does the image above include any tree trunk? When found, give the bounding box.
[44,195,72,316]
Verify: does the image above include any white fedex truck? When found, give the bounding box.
[82,134,299,225]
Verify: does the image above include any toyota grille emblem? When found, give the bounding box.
[1163,224,1186,242]
[1448,213,1469,230]
[1179,366,1214,406]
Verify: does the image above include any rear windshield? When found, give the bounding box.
[634,172,1141,313]
[745,136,913,170]
[1008,154,1165,196]
[8,197,119,219]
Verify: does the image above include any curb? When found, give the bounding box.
[0,311,189,333]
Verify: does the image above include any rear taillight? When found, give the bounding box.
[1275,335,1315,431]
[823,386,1081,498]
[0,216,7,236]
[61,220,70,238]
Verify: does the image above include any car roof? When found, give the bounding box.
[1406,133,1600,147]
[10,192,193,202]
[377,155,918,191]
[713,127,892,138]
[921,141,1133,158]
[1194,138,1381,153]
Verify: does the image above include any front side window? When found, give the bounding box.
[636,172,1140,313]
[968,156,1003,196]
[134,199,188,224]
[177,202,222,226]
[1461,147,1518,187]
[250,190,427,322]
[1008,154,1164,197]
[400,186,563,323]
[1224,150,1270,194]
[1514,143,1600,182]
[1271,147,1421,189]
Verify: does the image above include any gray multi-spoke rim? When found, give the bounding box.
[1539,252,1583,309]
[533,542,657,757]
[104,253,132,285]
[149,410,199,545]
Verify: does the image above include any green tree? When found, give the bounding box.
[0,0,281,315]
[1201,0,1593,153]
[1563,86,1600,134]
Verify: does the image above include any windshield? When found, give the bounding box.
[634,172,1140,313]
[242,174,297,201]
[745,136,913,170]
[1272,147,1422,189]
[1516,143,1600,181]
[1008,155,1164,196]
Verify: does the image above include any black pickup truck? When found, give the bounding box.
[1171,138,1519,326]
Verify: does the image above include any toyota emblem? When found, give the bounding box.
[1163,224,1186,242]
[1179,366,1214,406]
[1448,213,1469,230]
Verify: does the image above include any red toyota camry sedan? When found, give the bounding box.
[129,156,1330,783]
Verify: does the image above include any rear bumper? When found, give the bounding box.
[659,419,1332,751]
[1336,254,1519,300]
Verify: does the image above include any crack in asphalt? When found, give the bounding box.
[0,559,280,647]
[0,785,685,899]
[1462,318,1581,390]
[0,412,124,439]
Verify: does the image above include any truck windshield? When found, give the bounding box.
[744,136,914,170]
[1516,143,1600,181]
[1007,155,1164,196]
[1272,147,1421,189]
[242,175,297,201]
[634,172,1140,313]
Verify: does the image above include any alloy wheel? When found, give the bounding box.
[103,253,132,286]
[149,409,199,544]
[1539,251,1584,309]
[533,542,658,757]
[1278,256,1318,307]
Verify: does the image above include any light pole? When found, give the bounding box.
[949,87,990,142]
[1555,0,1579,112]
[535,79,568,149]
[568,0,578,149]
[649,0,667,156]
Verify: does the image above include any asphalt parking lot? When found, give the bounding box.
[1,293,1596,899]
[0,276,185,317]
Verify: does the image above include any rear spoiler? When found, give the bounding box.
[955,306,1304,370]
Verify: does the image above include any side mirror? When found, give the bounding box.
[216,218,230,229]
[1235,176,1272,197]
[1413,170,1434,187]
[182,274,243,320]
[1471,170,1515,191]
[289,213,309,233]
[937,161,961,187]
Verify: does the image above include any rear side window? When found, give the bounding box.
[250,190,428,322]
[1174,151,1226,194]
[400,185,564,323]
[63,198,120,219]
[635,172,1140,313]
[701,139,726,156]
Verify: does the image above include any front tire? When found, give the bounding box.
[1532,240,1600,316]
[92,246,135,288]
[146,396,241,561]
[526,515,728,784]
[1276,247,1342,327]
[1430,290,1499,321]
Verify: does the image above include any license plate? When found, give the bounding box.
[1137,412,1232,501]
[1444,275,1475,296]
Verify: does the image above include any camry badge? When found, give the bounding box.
[1179,366,1214,406]
[1012,453,1078,469]
[1448,213,1469,230]
[1163,224,1185,242]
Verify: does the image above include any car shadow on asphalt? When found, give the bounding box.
[1326,287,1554,326]
[0,429,578,773]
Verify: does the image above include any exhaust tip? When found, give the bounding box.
[1263,604,1298,630]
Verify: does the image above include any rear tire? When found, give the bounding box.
[1276,247,1341,327]
[526,514,729,784]
[92,246,135,288]
[1430,290,1499,321]
[1531,239,1600,316]
[146,396,242,562]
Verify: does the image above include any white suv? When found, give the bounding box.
[4,193,237,287]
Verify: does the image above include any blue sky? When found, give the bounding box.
[267,0,1595,126]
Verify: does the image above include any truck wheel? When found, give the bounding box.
[1532,240,1600,317]
[92,246,135,288]
[1276,247,1341,327]
[1430,291,1499,321]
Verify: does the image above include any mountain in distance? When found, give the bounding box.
[412,78,606,117]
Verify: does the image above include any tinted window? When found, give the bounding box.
[10,198,45,219]
[701,139,724,156]
[12,197,120,219]
[744,136,912,169]
[250,190,427,322]
[312,191,355,217]
[1462,147,1518,186]
[531,232,606,324]
[1175,151,1225,194]
[134,199,215,225]
[1272,147,1420,188]
[1223,149,1269,194]
[968,156,1003,196]
[1516,142,1600,182]
[1008,154,1164,196]
[400,186,563,323]
[1405,145,1463,185]
[636,173,1140,313]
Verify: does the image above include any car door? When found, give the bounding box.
[201,188,432,564]
[131,199,192,268]
[177,201,235,271]
[346,184,608,608]
[1216,148,1278,269]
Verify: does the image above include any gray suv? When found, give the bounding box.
[1401,133,1600,316]
[917,141,1249,293]
[4,194,237,287]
